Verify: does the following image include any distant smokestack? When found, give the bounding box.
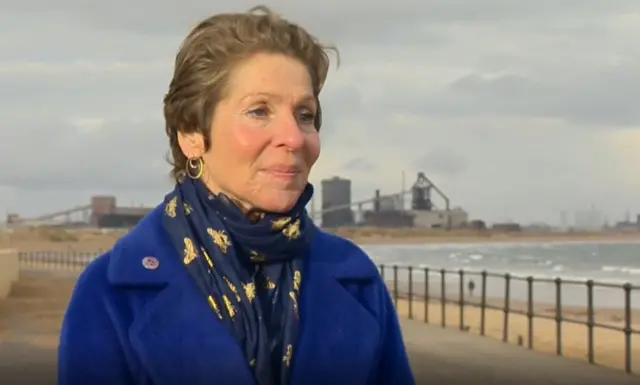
[374,189,381,212]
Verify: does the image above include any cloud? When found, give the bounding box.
[414,149,468,177]
[2,0,640,224]
[0,116,170,191]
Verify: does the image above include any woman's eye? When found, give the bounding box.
[247,107,269,118]
[297,111,316,124]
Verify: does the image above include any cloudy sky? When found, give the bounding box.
[1,0,640,225]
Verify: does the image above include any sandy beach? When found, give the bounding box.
[393,295,640,372]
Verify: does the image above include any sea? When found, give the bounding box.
[361,240,640,309]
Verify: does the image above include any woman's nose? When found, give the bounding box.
[274,115,305,150]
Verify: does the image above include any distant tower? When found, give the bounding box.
[560,210,568,230]
[320,177,354,227]
[411,172,433,211]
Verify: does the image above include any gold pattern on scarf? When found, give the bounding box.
[207,295,222,319]
[271,216,291,230]
[289,291,299,316]
[264,276,276,290]
[283,344,293,367]
[293,270,301,291]
[249,250,266,262]
[243,282,256,302]
[282,219,301,240]
[224,276,241,302]
[223,294,236,318]
[207,228,231,253]
[201,247,213,268]
[183,202,193,215]
[183,237,197,264]
[165,196,177,218]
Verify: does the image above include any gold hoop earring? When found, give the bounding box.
[186,157,204,179]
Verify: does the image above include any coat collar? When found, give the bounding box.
[107,203,381,385]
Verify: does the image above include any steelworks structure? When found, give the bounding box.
[317,172,469,229]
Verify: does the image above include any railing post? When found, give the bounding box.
[458,269,465,330]
[408,266,413,320]
[480,270,487,336]
[586,280,595,364]
[440,269,446,328]
[623,283,632,374]
[526,276,534,349]
[424,267,430,324]
[393,265,399,308]
[503,273,511,343]
[555,278,563,356]
[380,264,385,281]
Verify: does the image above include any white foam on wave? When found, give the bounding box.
[601,265,640,275]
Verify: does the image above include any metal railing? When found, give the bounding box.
[14,251,640,374]
[19,251,100,271]
[379,264,639,375]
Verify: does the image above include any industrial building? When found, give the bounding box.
[361,190,414,227]
[90,196,151,228]
[408,172,469,228]
[5,196,152,229]
[318,172,469,229]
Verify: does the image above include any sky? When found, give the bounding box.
[1,0,640,225]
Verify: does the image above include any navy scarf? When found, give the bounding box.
[162,178,313,385]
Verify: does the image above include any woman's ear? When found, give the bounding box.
[177,130,205,158]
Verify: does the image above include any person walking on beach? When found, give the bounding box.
[57,6,414,385]
[468,279,476,297]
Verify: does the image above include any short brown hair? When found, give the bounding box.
[163,5,337,180]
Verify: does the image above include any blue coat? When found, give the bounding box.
[58,204,414,385]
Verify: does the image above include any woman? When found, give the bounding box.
[58,6,413,385]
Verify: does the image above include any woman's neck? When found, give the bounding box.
[201,173,256,215]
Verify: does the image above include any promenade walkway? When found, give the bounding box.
[0,272,638,384]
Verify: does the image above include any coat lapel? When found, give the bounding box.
[290,231,381,385]
[128,274,255,385]
[107,208,255,385]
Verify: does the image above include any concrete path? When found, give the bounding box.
[0,340,56,385]
[402,318,639,384]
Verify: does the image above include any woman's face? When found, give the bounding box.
[182,52,321,213]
